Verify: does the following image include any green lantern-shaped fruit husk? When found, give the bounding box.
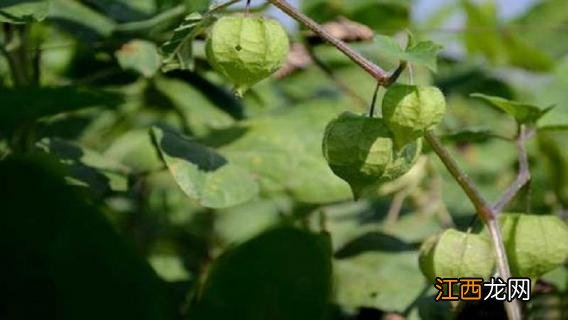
[382,84,446,148]
[206,15,290,97]
[322,112,421,199]
[419,229,495,281]
[498,213,568,280]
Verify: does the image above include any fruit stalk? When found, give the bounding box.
[267,0,521,318]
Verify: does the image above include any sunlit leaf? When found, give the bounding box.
[116,40,162,77]
[335,251,425,313]
[152,127,259,208]
[104,129,163,173]
[373,34,442,71]
[471,93,553,124]
[206,101,352,203]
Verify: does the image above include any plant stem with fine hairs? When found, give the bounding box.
[266,0,521,318]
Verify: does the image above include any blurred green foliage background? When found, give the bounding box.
[1,0,568,319]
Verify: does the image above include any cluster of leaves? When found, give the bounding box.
[2,1,568,320]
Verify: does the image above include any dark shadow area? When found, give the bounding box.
[0,155,175,320]
[188,226,333,320]
[456,299,507,320]
[198,126,249,148]
[334,231,417,258]
[158,129,227,172]
[83,0,152,23]
[0,86,123,132]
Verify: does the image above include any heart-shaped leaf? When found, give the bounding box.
[151,127,258,208]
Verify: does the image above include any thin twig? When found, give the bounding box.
[492,125,534,213]
[385,190,409,226]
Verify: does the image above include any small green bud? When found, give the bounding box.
[419,229,495,281]
[382,84,446,148]
[206,15,290,96]
[498,213,568,279]
[322,112,421,198]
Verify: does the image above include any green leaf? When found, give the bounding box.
[152,76,236,135]
[335,251,425,313]
[462,0,553,72]
[189,227,332,320]
[373,34,442,72]
[207,101,352,204]
[0,0,51,23]
[498,213,568,279]
[0,86,123,131]
[104,129,163,173]
[513,0,568,59]
[116,40,161,77]
[538,124,568,132]
[216,200,281,244]
[49,0,116,40]
[161,12,214,71]
[441,129,498,144]
[36,138,130,195]
[471,93,553,124]
[419,229,495,281]
[151,127,259,209]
